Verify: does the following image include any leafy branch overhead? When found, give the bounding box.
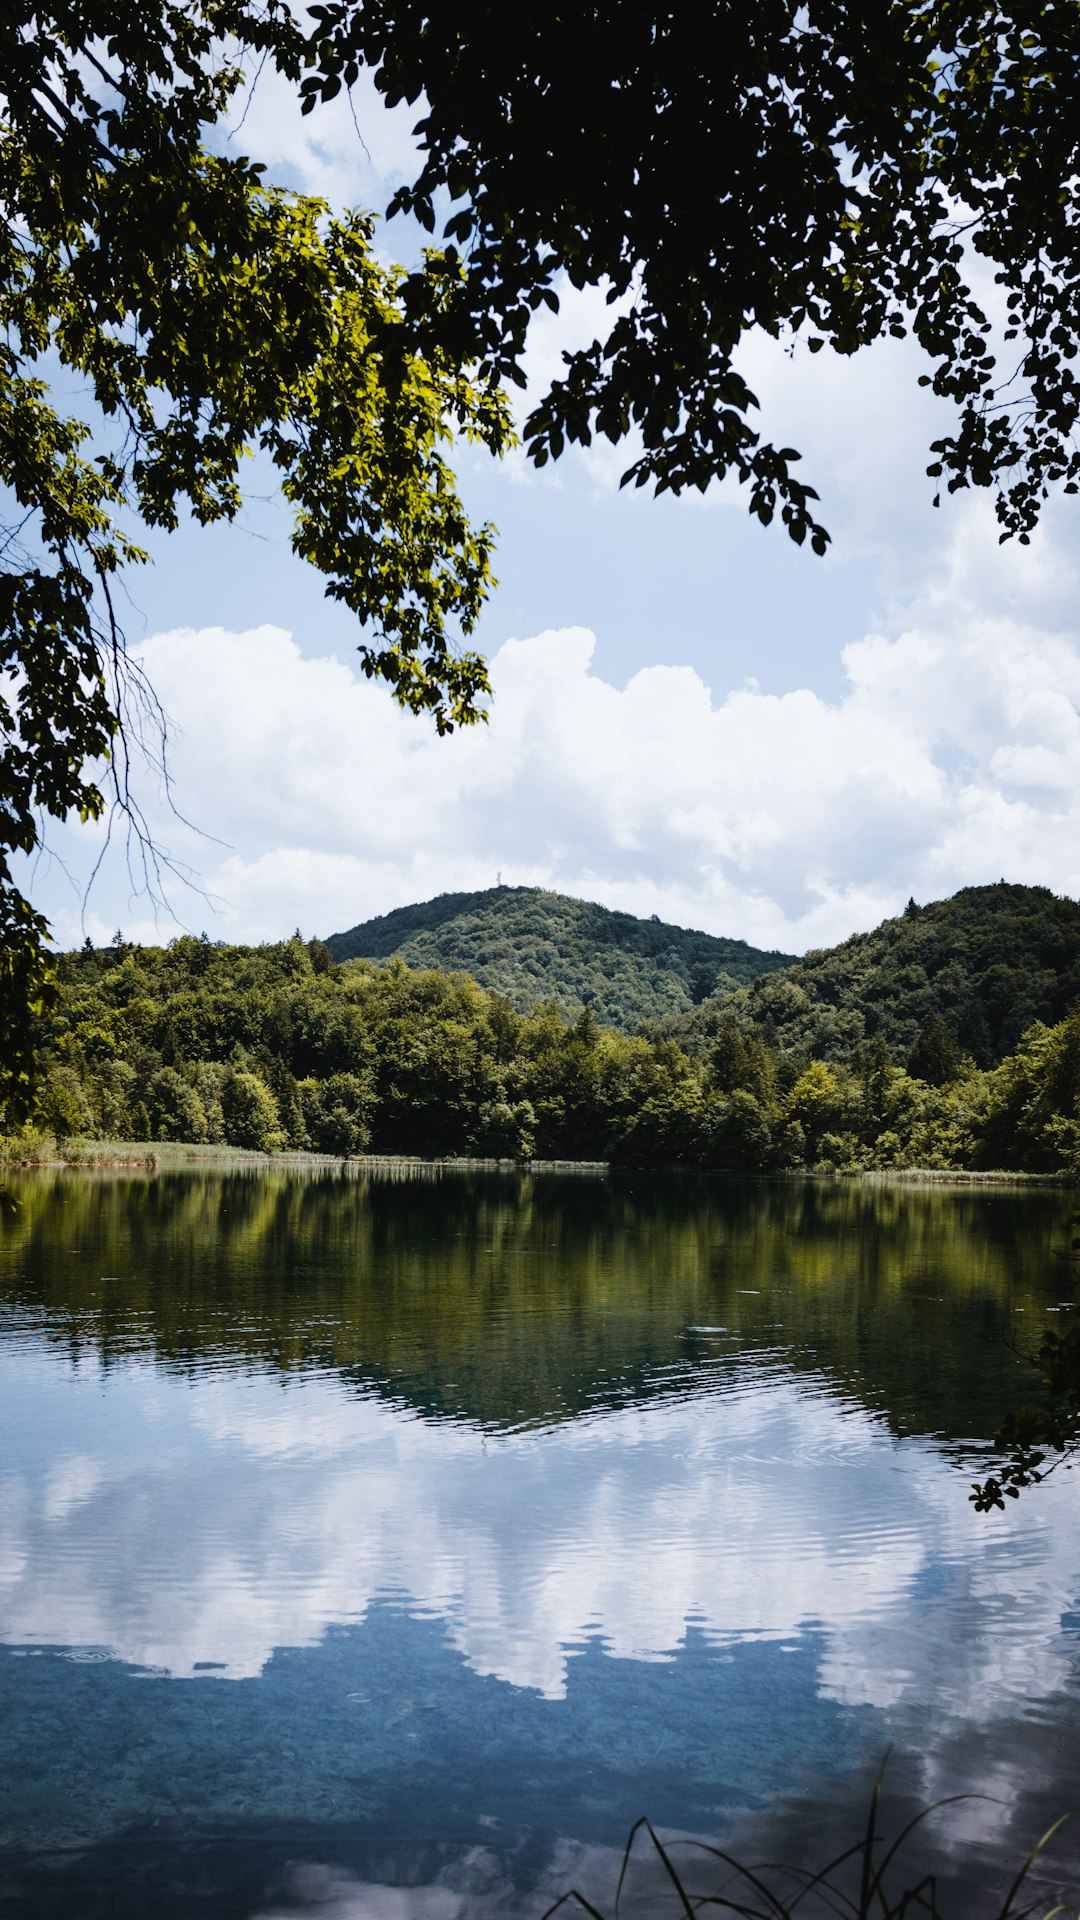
[305,0,1080,550]
[0,0,512,1119]
[3,1,511,719]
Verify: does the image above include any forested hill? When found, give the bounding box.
[326,887,794,1032]
[22,916,1080,1175]
[679,882,1080,1069]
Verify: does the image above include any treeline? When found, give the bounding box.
[11,932,1080,1174]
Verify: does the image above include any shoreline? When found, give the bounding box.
[0,1139,1070,1186]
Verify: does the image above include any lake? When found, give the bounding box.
[1,1164,1079,1920]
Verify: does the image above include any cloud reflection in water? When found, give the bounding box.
[1,1343,1077,1737]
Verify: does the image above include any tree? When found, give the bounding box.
[472,1095,536,1159]
[38,1065,93,1141]
[702,1089,773,1174]
[306,0,1080,548]
[785,1061,846,1163]
[905,1012,962,1087]
[145,1066,207,1143]
[300,1070,373,1155]
[970,1317,1080,1510]
[220,1067,285,1152]
[0,0,511,1121]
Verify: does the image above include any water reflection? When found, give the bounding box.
[3,1344,1078,1705]
[0,1164,1066,1435]
[1,1167,1078,1918]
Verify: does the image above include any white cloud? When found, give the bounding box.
[222,56,426,212]
[730,328,955,569]
[37,547,1080,954]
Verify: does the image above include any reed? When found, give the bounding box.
[542,1766,1076,1920]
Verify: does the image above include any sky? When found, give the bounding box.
[25,70,1080,956]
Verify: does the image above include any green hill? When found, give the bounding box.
[325,886,794,1032]
[680,881,1080,1068]
[17,880,1080,1176]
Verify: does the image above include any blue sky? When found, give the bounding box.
[26,71,1080,955]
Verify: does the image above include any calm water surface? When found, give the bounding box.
[1,1166,1079,1919]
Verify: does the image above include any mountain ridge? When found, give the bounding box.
[326,885,794,1032]
[327,879,1080,1070]
[675,880,1080,1068]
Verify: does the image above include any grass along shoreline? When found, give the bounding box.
[0,1133,1069,1185]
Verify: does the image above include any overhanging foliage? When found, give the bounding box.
[306,0,1080,546]
[0,0,512,1118]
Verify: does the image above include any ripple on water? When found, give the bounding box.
[1,1171,1079,1916]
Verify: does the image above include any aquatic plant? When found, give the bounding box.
[542,1767,1076,1920]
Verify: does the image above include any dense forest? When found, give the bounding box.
[9,879,1080,1175]
[677,883,1080,1068]
[327,886,793,1030]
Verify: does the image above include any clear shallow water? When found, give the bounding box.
[1,1166,1079,1918]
